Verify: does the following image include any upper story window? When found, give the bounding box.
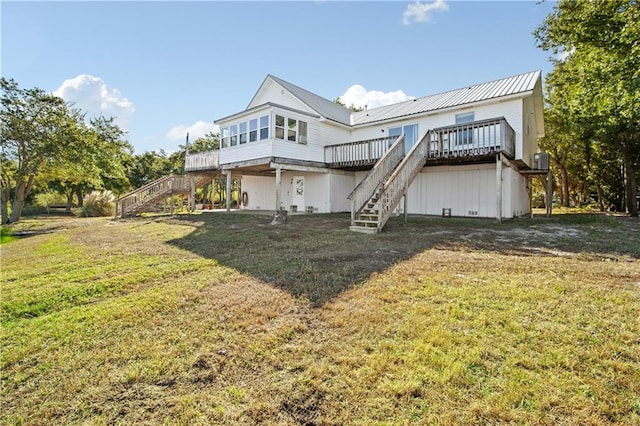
[455,112,474,146]
[249,119,258,142]
[220,114,270,149]
[230,124,238,146]
[276,114,307,144]
[221,127,229,148]
[239,122,247,144]
[260,115,269,140]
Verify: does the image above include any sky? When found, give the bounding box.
[2,0,557,154]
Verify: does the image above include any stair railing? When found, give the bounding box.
[115,174,183,218]
[377,130,432,230]
[348,134,405,224]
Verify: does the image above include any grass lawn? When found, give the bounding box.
[1,211,639,425]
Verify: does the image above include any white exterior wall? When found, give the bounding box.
[248,79,316,114]
[330,172,355,212]
[241,175,276,211]
[349,97,526,161]
[405,163,529,219]
[219,108,351,166]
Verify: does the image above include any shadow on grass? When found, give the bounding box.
[166,212,639,307]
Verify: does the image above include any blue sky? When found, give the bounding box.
[2,1,556,154]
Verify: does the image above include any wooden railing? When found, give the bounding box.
[115,174,191,218]
[348,135,405,222]
[325,135,398,168]
[185,150,220,172]
[426,117,515,159]
[377,131,431,230]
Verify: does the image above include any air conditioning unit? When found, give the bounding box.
[534,152,550,171]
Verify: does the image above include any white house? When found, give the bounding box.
[185,71,546,233]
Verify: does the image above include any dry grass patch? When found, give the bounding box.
[1,212,639,425]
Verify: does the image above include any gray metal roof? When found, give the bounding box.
[352,71,541,126]
[266,75,352,126]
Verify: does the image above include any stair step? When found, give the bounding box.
[349,225,378,234]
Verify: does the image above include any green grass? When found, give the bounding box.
[1,212,639,425]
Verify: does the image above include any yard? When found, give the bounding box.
[1,211,639,425]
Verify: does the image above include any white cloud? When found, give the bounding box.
[339,84,415,110]
[166,121,219,142]
[403,0,448,25]
[54,75,134,132]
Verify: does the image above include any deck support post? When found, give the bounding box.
[403,194,408,225]
[274,167,282,212]
[496,153,502,223]
[546,169,553,217]
[225,170,232,212]
[189,175,196,211]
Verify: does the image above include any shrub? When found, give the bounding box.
[80,191,115,217]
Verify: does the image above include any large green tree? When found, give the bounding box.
[1,78,80,222]
[0,78,132,222]
[535,0,640,215]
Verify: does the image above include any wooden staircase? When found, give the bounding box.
[114,174,209,218]
[349,130,432,234]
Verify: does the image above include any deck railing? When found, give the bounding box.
[115,174,191,218]
[426,117,515,159]
[325,135,398,168]
[347,134,405,222]
[185,150,220,172]
[377,131,431,230]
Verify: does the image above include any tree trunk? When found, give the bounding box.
[66,190,74,213]
[0,176,10,224]
[557,163,570,208]
[595,182,606,212]
[9,178,31,223]
[623,152,638,217]
[76,188,84,207]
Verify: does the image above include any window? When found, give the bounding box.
[249,119,258,142]
[221,127,229,148]
[260,115,269,140]
[389,124,418,154]
[455,112,474,146]
[287,118,297,142]
[239,122,247,144]
[275,115,285,139]
[298,120,307,144]
[230,124,238,146]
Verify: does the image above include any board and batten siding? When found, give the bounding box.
[241,176,276,211]
[404,163,524,219]
[330,172,356,212]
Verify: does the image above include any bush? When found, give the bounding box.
[80,191,115,217]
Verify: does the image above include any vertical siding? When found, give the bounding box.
[330,172,355,212]
[241,175,276,211]
[406,164,528,219]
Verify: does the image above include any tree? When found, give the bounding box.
[334,97,365,112]
[0,78,80,223]
[535,0,640,215]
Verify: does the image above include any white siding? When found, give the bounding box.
[330,172,355,212]
[248,79,316,115]
[241,175,275,211]
[220,140,273,165]
[350,98,526,161]
[406,164,497,218]
[405,163,529,219]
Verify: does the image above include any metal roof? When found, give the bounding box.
[266,75,352,126]
[351,71,541,126]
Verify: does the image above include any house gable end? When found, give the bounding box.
[247,76,319,118]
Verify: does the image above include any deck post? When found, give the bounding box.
[546,169,553,217]
[403,194,408,225]
[225,170,232,212]
[496,153,502,222]
[274,166,282,211]
[189,175,196,211]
